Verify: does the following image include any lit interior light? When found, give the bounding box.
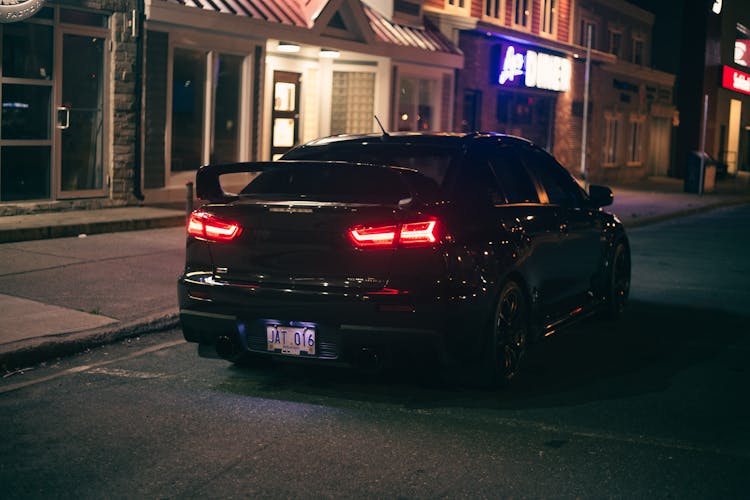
[319,48,340,59]
[277,42,301,53]
[401,114,409,121]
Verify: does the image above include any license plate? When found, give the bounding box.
[266,324,316,356]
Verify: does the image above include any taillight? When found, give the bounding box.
[348,220,439,249]
[400,220,437,245]
[187,210,242,242]
[348,225,397,248]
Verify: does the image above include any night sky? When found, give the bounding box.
[625,0,685,74]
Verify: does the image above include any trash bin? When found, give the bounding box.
[684,151,717,194]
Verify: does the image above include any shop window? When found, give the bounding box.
[170,48,247,172]
[330,71,375,135]
[513,0,530,30]
[211,54,243,164]
[0,146,50,201]
[628,116,645,165]
[540,0,556,36]
[2,22,53,80]
[397,76,436,132]
[604,113,620,165]
[171,48,206,172]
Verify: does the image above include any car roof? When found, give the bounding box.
[293,132,535,150]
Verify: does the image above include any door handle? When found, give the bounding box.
[56,106,70,130]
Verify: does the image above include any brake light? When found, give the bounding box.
[348,225,397,248]
[400,220,437,245]
[187,211,242,242]
[348,220,439,249]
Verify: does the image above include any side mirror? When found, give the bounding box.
[588,184,613,208]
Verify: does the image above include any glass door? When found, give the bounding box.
[270,71,301,160]
[56,31,106,197]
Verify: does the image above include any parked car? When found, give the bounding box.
[178,132,630,386]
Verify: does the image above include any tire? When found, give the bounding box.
[481,280,529,387]
[604,242,631,319]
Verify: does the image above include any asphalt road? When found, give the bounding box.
[2,205,749,498]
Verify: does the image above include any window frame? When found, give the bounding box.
[540,0,557,38]
[579,17,597,48]
[165,33,253,186]
[627,114,646,166]
[603,112,621,166]
[483,0,504,25]
[632,35,644,65]
[512,0,531,32]
[608,28,623,58]
[445,0,471,16]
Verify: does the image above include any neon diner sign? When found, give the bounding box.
[498,45,572,92]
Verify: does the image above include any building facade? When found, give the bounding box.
[0,0,461,210]
[425,0,675,184]
[1,0,685,212]
[674,0,750,178]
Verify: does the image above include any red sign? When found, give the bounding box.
[723,66,750,95]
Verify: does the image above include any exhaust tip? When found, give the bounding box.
[356,347,382,373]
[215,336,239,360]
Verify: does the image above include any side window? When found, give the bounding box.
[450,151,504,207]
[520,147,583,207]
[488,146,539,204]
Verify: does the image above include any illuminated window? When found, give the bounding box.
[330,71,375,135]
[513,0,530,29]
[604,113,620,165]
[540,0,556,36]
[397,76,436,132]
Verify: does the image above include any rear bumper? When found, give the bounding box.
[178,273,489,366]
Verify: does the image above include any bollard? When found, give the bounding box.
[186,181,194,221]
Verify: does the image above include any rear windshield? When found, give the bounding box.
[239,164,411,204]
[283,143,460,188]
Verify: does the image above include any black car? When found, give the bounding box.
[178,132,630,385]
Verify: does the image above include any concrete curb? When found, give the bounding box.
[0,309,180,373]
[0,215,185,244]
[619,197,750,228]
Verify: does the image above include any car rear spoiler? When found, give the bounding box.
[195,160,423,204]
[195,161,271,203]
[196,161,364,203]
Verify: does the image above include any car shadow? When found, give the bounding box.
[216,299,748,411]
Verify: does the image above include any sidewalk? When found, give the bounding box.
[1,177,749,373]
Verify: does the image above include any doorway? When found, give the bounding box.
[270,71,301,160]
[0,9,108,202]
[57,31,106,197]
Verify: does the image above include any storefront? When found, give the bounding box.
[456,31,574,154]
[0,1,134,209]
[142,0,461,203]
[1,0,460,209]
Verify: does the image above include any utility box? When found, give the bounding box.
[685,151,717,194]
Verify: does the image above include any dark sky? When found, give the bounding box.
[626,0,684,74]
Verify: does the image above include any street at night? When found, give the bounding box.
[2,205,749,498]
